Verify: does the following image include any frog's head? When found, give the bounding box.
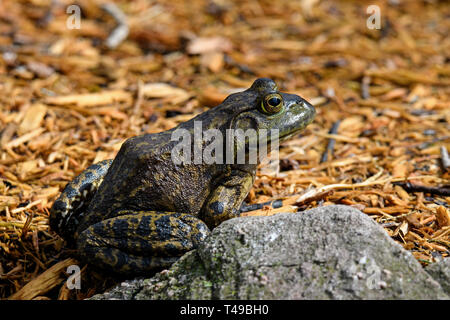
[221,78,316,147]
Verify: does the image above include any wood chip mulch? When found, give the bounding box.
[0,0,449,300]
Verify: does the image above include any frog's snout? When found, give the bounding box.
[287,96,316,128]
[300,98,316,125]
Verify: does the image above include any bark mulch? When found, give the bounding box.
[0,0,449,299]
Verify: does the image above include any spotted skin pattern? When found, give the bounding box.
[77,211,209,274]
[49,78,316,275]
[50,159,113,245]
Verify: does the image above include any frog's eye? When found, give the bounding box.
[261,93,283,115]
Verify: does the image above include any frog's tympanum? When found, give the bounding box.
[49,78,315,275]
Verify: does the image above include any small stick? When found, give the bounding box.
[240,199,283,213]
[132,80,144,116]
[241,205,298,217]
[393,182,450,197]
[36,3,54,28]
[320,120,341,163]
[21,211,34,240]
[296,189,334,206]
[361,76,371,99]
[8,258,78,300]
[440,146,450,171]
[418,136,450,150]
[224,55,255,75]
[240,189,334,215]
[102,3,129,49]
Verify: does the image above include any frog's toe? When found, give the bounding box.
[177,213,210,245]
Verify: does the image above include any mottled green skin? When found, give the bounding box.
[49,78,315,275]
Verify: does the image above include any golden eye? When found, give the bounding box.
[261,93,283,115]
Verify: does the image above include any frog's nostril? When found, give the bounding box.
[303,100,315,112]
[298,99,316,122]
[296,99,309,109]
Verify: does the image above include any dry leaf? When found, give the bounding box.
[187,36,233,54]
[45,90,132,107]
[19,104,47,134]
[436,206,450,228]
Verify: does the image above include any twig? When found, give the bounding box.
[240,188,334,214]
[296,189,334,206]
[241,205,298,217]
[320,120,341,163]
[240,199,283,213]
[21,211,34,240]
[11,199,42,214]
[418,136,450,150]
[440,146,450,171]
[393,182,450,197]
[8,258,78,300]
[361,75,371,99]
[295,169,384,203]
[132,80,144,116]
[102,3,129,49]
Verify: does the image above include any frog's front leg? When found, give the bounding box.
[201,167,255,229]
[76,211,210,275]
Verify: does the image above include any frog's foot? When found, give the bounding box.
[49,159,113,244]
[76,211,210,275]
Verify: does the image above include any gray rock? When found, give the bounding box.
[91,278,145,300]
[90,205,448,300]
[425,258,450,295]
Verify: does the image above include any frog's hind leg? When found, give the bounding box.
[76,211,210,275]
[49,159,113,244]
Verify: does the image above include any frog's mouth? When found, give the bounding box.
[271,130,299,147]
[279,131,296,141]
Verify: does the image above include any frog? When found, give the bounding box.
[49,78,315,275]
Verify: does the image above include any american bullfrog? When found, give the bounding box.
[49,78,315,275]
